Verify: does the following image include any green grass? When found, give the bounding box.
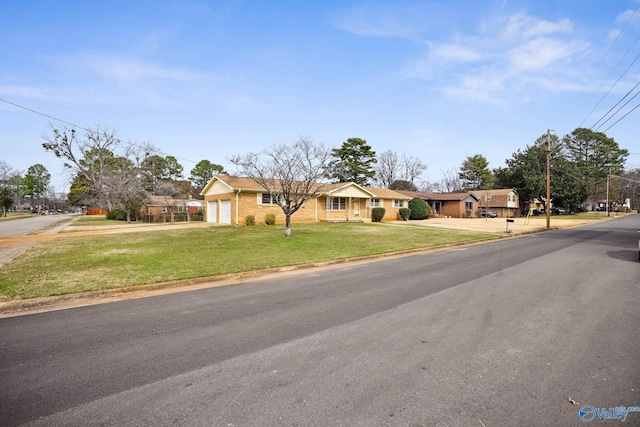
[68,215,125,226]
[0,223,493,299]
[0,213,33,222]
[550,212,621,220]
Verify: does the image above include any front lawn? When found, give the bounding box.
[0,223,493,299]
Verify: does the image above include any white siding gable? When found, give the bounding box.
[202,180,233,196]
[329,185,372,199]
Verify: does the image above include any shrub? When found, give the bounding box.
[106,209,126,221]
[399,208,411,221]
[408,198,431,220]
[371,207,385,222]
[265,213,276,225]
[245,215,255,226]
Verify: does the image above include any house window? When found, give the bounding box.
[326,197,346,210]
[465,202,473,211]
[161,206,168,213]
[368,198,381,207]
[485,195,492,201]
[261,193,280,205]
[393,200,404,208]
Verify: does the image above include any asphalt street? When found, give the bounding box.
[0,214,76,267]
[0,215,639,426]
[0,213,74,238]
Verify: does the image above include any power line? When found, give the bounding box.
[593,81,640,131]
[577,3,640,120]
[582,46,640,128]
[602,101,640,133]
[0,97,90,132]
[0,97,197,165]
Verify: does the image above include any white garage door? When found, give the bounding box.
[207,201,217,223]
[221,200,231,224]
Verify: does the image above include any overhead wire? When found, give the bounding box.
[602,101,640,133]
[0,97,197,165]
[592,80,640,131]
[583,42,640,130]
[578,3,640,127]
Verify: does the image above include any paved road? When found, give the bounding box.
[0,214,75,238]
[0,214,77,267]
[1,216,639,426]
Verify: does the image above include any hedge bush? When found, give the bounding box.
[408,198,431,220]
[245,215,255,226]
[399,208,411,221]
[371,207,385,222]
[265,213,276,225]
[106,209,126,221]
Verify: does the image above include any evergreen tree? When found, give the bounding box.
[329,138,377,185]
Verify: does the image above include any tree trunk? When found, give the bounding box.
[285,214,292,237]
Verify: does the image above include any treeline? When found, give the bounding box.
[1,124,636,218]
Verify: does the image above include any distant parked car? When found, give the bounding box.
[552,207,566,214]
[480,210,498,218]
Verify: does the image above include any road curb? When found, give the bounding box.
[0,236,505,317]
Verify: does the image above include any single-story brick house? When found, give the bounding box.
[397,191,480,218]
[200,175,412,225]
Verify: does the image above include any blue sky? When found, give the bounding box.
[1,0,639,192]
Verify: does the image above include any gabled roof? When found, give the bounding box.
[471,188,518,197]
[322,182,376,197]
[201,175,265,194]
[201,175,407,199]
[396,190,480,202]
[365,187,412,200]
[145,195,201,206]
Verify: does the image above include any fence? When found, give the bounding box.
[140,212,204,223]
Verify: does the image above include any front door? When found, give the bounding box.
[353,198,360,217]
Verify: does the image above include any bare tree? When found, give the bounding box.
[154,180,180,222]
[402,154,427,185]
[373,150,400,188]
[440,167,463,193]
[0,161,22,216]
[230,136,332,237]
[373,150,427,188]
[43,124,157,211]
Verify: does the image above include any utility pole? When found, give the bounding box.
[546,129,551,229]
[606,168,610,217]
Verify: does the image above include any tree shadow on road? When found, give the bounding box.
[606,249,639,263]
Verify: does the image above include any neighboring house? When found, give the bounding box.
[397,191,480,218]
[143,195,204,221]
[523,198,544,215]
[474,188,520,218]
[199,175,412,225]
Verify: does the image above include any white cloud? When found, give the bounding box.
[0,84,55,100]
[429,42,485,63]
[506,37,588,73]
[410,12,590,105]
[502,14,573,40]
[330,3,431,41]
[49,53,205,83]
[616,7,640,28]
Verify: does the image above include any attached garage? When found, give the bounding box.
[220,200,231,224]
[207,201,217,223]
